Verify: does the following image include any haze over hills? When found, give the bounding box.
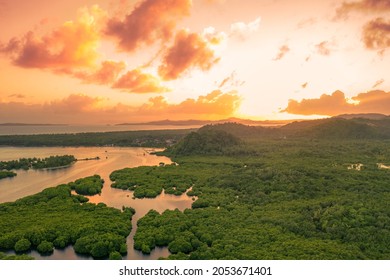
[116,117,295,127]
[2,114,390,147]
[2,114,389,128]
[0,123,68,126]
[333,113,389,120]
[195,115,390,140]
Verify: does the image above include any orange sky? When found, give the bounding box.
[0,0,389,124]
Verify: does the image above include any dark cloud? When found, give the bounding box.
[362,18,390,52]
[282,90,390,116]
[106,0,191,52]
[335,0,390,19]
[113,68,169,93]
[158,30,220,80]
[273,44,290,61]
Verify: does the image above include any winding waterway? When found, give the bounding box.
[0,147,194,260]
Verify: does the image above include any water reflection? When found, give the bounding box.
[0,147,194,260]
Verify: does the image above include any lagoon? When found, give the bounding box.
[0,147,194,260]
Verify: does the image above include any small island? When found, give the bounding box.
[0,155,76,171]
[68,175,104,196]
[0,170,17,180]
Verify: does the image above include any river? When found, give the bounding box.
[0,147,194,260]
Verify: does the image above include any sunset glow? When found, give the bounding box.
[1,0,389,124]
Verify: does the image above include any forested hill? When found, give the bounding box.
[162,118,390,156]
[190,117,390,141]
[282,117,390,139]
[166,129,241,155]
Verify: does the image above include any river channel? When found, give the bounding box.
[0,147,194,260]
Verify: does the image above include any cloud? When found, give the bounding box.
[351,90,390,113]
[273,44,290,61]
[362,18,390,52]
[106,0,191,52]
[372,79,384,88]
[315,41,332,56]
[0,1,7,16]
[297,18,317,29]
[46,94,103,114]
[218,71,245,88]
[158,29,220,80]
[0,94,105,124]
[335,0,390,19]
[8,94,26,99]
[202,26,226,45]
[0,90,241,124]
[73,60,126,85]
[230,17,261,40]
[137,89,241,116]
[113,68,169,93]
[0,6,105,69]
[282,90,390,116]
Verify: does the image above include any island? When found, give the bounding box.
[68,175,104,196]
[0,171,17,180]
[0,155,76,171]
[0,181,135,259]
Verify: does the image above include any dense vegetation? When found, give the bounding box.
[285,118,390,139]
[0,182,134,259]
[0,129,193,147]
[0,170,17,180]
[2,118,390,260]
[0,155,76,171]
[131,123,390,259]
[166,129,241,155]
[110,164,196,198]
[68,175,104,196]
[0,252,34,260]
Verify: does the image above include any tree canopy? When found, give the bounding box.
[0,181,134,259]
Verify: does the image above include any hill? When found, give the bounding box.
[334,113,389,120]
[165,129,241,156]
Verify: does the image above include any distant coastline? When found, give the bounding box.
[116,117,294,127]
[0,123,68,126]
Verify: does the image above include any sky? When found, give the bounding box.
[0,0,390,124]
